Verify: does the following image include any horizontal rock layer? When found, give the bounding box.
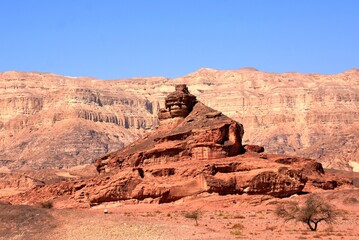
[4,153,349,207]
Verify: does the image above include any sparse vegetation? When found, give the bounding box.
[40,200,54,209]
[230,230,242,236]
[276,195,339,231]
[217,212,223,216]
[230,223,244,236]
[184,210,201,225]
[231,223,244,229]
[232,214,245,219]
[141,212,156,217]
[265,225,277,231]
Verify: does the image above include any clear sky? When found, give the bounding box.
[0,0,358,79]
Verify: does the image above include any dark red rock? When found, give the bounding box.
[244,145,265,153]
[95,100,245,173]
[158,84,197,120]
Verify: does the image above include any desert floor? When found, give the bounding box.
[1,191,359,240]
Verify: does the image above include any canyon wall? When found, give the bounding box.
[0,68,358,171]
[0,71,160,169]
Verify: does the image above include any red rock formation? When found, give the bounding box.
[95,85,244,173]
[244,145,265,153]
[2,85,350,207]
[158,84,197,120]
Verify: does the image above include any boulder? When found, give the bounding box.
[244,145,265,153]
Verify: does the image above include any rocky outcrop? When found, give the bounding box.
[158,84,197,120]
[0,173,45,189]
[3,86,348,207]
[5,152,347,207]
[95,85,244,173]
[244,145,265,153]
[120,68,359,171]
[88,156,308,204]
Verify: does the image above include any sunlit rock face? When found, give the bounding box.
[119,68,359,171]
[1,68,359,171]
[7,86,347,207]
[95,85,244,174]
[0,71,160,169]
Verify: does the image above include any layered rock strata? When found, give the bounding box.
[1,69,358,171]
[0,71,159,169]
[95,85,244,173]
[2,86,349,207]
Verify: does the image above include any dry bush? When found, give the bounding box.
[230,230,241,236]
[184,210,201,225]
[230,223,244,236]
[231,223,244,230]
[265,225,277,231]
[276,195,338,231]
[40,200,54,209]
[232,214,245,219]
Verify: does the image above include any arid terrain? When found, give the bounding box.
[1,68,358,172]
[1,190,359,240]
[0,71,358,240]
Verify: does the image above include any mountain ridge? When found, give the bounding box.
[0,68,358,171]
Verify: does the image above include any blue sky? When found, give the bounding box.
[0,0,358,79]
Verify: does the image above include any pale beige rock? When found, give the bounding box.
[0,71,160,169]
[1,68,358,171]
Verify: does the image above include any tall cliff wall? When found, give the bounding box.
[0,72,160,169]
[0,69,358,171]
[113,68,359,171]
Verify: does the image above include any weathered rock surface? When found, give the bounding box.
[158,84,197,120]
[0,71,160,169]
[148,68,359,171]
[1,68,358,171]
[2,86,350,207]
[95,90,244,173]
[0,173,45,189]
[3,153,350,207]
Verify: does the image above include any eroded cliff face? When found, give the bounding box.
[1,69,358,171]
[3,86,349,207]
[0,71,160,169]
[120,68,359,171]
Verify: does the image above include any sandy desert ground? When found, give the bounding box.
[1,190,359,240]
